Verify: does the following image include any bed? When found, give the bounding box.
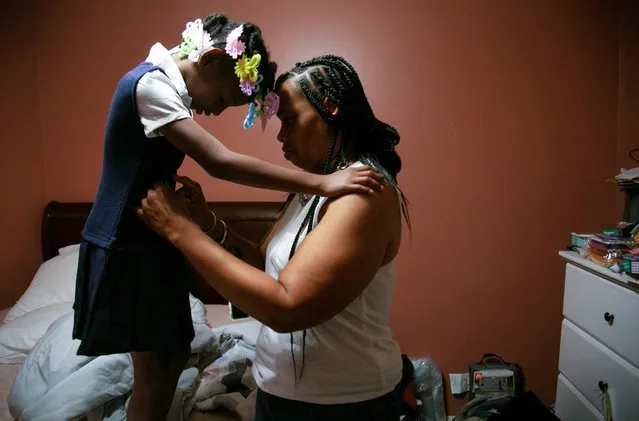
[0,200,283,421]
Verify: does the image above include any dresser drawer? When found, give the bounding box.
[555,374,604,421]
[563,263,639,368]
[558,319,639,421]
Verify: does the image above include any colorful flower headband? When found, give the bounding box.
[243,91,280,132]
[178,20,279,131]
[178,19,214,62]
[225,25,279,131]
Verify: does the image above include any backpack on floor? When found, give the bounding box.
[469,353,523,400]
[488,391,560,421]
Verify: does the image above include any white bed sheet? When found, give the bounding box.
[0,304,252,421]
[0,363,19,421]
[1,306,18,421]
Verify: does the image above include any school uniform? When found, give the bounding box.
[73,43,196,355]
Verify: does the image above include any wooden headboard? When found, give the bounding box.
[41,201,284,304]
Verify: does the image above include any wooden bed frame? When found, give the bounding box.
[41,200,284,304]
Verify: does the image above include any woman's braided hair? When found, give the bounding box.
[275,55,410,385]
[276,55,401,177]
[202,12,277,98]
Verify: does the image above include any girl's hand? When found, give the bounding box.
[319,165,385,197]
[175,175,214,231]
[136,183,194,243]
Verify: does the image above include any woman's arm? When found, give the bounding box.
[186,202,292,300]
[201,215,266,270]
[138,184,398,333]
[175,176,291,270]
[185,219,267,300]
[160,119,383,196]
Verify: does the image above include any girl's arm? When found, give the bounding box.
[160,118,383,196]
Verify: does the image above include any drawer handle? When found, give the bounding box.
[598,380,608,393]
[604,312,615,326]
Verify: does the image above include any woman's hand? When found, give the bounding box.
[175,175,215,230]
[319,165,385,197]
[136,183,195,243]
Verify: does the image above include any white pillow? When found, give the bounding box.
[58,243,80,255]
[0,302,73,363]
[4,247,79,323]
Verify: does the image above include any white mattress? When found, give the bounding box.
[0,304,249,421]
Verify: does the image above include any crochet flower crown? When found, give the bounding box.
[178,19,279,131]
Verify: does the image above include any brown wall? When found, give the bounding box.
[1,0,626,413]
[0,1,47,310]
[618,0,639,170]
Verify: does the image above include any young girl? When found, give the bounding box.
[72,12,382,421]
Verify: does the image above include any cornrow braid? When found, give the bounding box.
[288,129,340,386]
[201,12,277,97]
[299,69,338,124]
[277,55,412,385]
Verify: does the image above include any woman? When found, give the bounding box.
[138,55,410,421]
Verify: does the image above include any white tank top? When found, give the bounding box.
[252,173,402,404]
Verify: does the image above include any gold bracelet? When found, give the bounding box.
[204,211,217,235]
[216,219,228,246]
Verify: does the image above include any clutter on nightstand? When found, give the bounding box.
[567,225,639,288]
[566,163,639,285]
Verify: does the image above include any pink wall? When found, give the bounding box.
[0,1,46,309]
[1,0,629,414]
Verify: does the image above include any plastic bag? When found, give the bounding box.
[586,235,634,270]
[412,357,447,421]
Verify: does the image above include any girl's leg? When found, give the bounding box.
[127,347,190,421]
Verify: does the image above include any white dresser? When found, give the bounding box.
[555,251,639,421]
